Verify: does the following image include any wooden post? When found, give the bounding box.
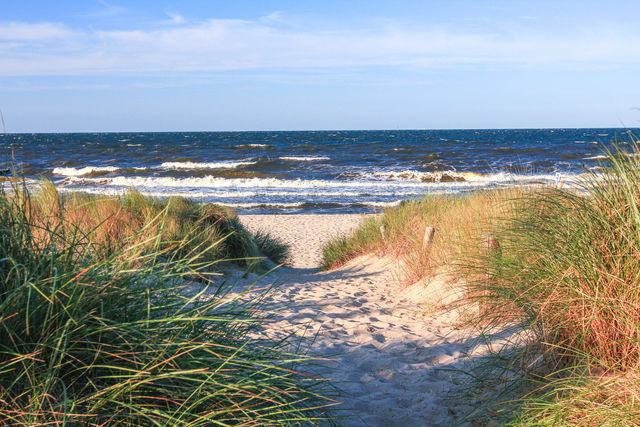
[379,225,386,240]
[422,226,435,252]
[482,233,500,256]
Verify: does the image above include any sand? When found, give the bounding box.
[240,214,370,268]
[234,214,501,425]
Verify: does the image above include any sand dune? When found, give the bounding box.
[235,214,503,425]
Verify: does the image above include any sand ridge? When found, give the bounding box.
[236,214,496,425]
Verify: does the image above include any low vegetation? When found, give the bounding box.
[467,141,640,424]
[0,182,333,425]
[322,188,521,284]
[323,138,640,424]
[30,181,289,267]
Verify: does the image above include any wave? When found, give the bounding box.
[583,155,607,160]
[234,144,271,149]
[357,201,403,208]
[53,187,408,210]
[199,201,402,209]
[61,170,581,192]
[64,175,406,189]
[160,161,256,169]
[279,156,330,161]
[53,166,121,177]
[361,169,584,185]
[350,170,493,183]
[371,170,468,183]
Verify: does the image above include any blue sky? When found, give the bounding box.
[1,0,639,132]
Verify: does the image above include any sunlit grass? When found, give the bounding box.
[322,188,522,285]
[463,138,640,424]
[26,181,288,269]
[0,182,333,425]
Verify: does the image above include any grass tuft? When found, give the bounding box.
[464,137,640,423]
[0,182,333,425]
[321,190,521,284]
[23,183,287,270]
[253,230,291,265]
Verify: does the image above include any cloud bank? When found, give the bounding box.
[0,14,638,76]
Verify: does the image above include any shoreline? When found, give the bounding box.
[240,213,374,268]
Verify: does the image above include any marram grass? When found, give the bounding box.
[463,139,640,424]
[321,188,521,284]
[0,182,333,425]
[27,181,289,268]
[323,136,640,424]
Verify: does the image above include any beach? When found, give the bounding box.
[238,213,497,425]
[5,1,638,422]
[240,214,370,268]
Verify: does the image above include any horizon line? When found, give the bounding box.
[2,126,639,135]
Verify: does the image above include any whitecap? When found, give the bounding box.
[235,143,270,148]
[279,156,330,161]
[53,166,120,177]
[160,161,256,169]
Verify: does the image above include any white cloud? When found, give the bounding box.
[0,16,638,76]
[259,11,288,26]
[0,22,73,41]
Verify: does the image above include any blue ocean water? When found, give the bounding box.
[0,129,634,213]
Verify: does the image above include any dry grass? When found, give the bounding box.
[15,180,287,268]
[322,188,523,284]
[0,181,333,425]
[515,371,640,425]
[461,140,640,424]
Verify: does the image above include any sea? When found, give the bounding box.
[0,128,635,214]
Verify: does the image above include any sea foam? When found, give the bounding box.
[279,156,330,161]
[53,166,121,176]
[160,161,256,169]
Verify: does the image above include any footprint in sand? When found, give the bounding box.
[238,214,498,426]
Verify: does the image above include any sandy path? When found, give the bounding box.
[237,214,492,426]
[240,214,371,268]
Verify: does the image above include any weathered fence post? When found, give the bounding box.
[482,233,500,256]
[423,226,435,253]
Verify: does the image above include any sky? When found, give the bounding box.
[1,0,640,132]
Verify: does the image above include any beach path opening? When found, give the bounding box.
[236,214,497,425]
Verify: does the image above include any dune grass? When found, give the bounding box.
[321,188,521,284]
[323,138,640,424]
[0,182,333,425]
[30,181,289,268]
[463,141,640,424]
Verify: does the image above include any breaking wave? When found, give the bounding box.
[60,170,581,191]
[53,166,121,177]
[279,156,330,161]
[234,144,271,149]
[160,161,256,169]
